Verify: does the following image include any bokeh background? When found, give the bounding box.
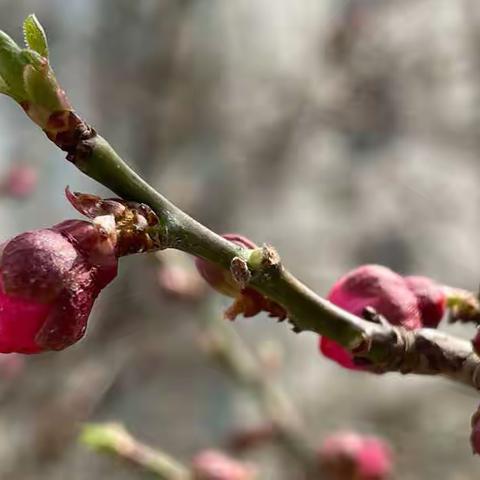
[0,0,479,478]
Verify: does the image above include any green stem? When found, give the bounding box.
[78,134,367,349]
[81,423,190,480]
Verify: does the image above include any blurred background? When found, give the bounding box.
[0,0,479,478]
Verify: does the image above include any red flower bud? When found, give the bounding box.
[192,450,256,480]
[318,431,393,480]
[319,265,422,370]
[404,276,446,328]
[195,234,286,321]
[0,219,117,353]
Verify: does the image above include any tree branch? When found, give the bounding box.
[1,18,480,392]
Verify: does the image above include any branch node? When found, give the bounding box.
[230,257,251,289]
[248,244,282,284]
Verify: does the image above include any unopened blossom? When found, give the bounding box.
[318,431,393,480]
[195,234,286,321]
[192,450,256,480]
[0,217,117,353]
[404,275,446,328]
[319,265,423,369]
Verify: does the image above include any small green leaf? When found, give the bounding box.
[0,31,28,101]
[79,423,127,453]
[23,14,48,58]
[23,63,66,112]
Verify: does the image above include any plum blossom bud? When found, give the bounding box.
[192,450,256,480]
[1,164,37,199]
[0,218,117,353]
[404,276,446,328]
[318,431,393,480]
[195,234,286,321]
[319,265,422,369]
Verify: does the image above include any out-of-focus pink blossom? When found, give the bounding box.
[0,219,117,353]
[156,263,206,302]
[318,431,393,480]
[192,450,256,480]
[1,164,37,199]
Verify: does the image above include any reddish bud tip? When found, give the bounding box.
[319,265,422,370]
[0,220,117,353]
[192,450,256,480]
[404,276,446,328]
[318,431,393,480]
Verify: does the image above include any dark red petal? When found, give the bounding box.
[319,336,360,370]
[1,229,79,302]
[35,273,95,351]
[404,275,446,328]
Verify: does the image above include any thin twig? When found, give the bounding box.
[80,423,191,480]
[201,301,317,471]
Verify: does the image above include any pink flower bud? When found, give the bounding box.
[1,164,37,199]
[195,234,286,321]
[318,431,393,480]
[404,276,446,328]
[192,450,256,480]
[0,219,117,353]
[195,234,256,298]
[319,265,422,370]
